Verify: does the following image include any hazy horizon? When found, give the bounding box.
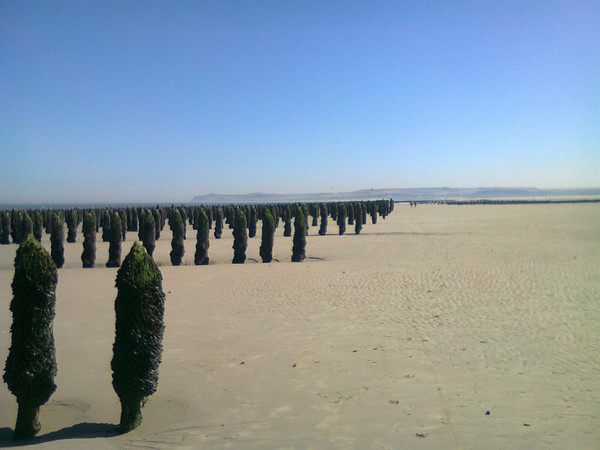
[0,186,598,208]
[2,2,598,204]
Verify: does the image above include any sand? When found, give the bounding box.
[1,203,599,449]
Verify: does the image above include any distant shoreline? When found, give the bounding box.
[192,187,600,204]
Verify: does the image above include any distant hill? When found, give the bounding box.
[192,187,600,203]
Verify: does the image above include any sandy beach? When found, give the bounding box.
[1,203,599,449]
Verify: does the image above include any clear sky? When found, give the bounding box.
[1,1,598,203]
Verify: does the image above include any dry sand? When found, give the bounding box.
[1,203,599,449]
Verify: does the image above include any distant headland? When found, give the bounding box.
[192,187,600,204]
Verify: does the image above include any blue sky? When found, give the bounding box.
[1,1,598,203]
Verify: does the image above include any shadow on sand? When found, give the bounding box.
[0,423,119,447]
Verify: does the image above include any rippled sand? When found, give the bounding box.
[1,203,599,448]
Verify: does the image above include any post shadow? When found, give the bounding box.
[0,423,118,447]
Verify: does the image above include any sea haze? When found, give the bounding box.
[192,187,600,204]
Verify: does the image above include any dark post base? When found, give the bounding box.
[14,403,40,439]
[118,400,142,433]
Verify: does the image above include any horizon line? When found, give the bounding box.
[2,186,600,207]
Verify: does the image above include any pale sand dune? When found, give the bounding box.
[1,204,599,448]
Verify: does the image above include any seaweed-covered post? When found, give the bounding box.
[354,204,363,235]
[66,209,78,243]
[20,212,34,240]
[271,205,279,228]
[347,203,355,225]
[283,206,292,237]
[291,207,306,262]
[310,203,319,227]
[50,213,65,268]
[106,212,123,268]
[153,208,162,240]
[169,209,185,265]
[179,207,188,240]
[11,211,23,244]
[3,239,58,439]
[232,209,247,264]
[111,242,165,433]
[318,204,328,236]
[213,208,223,239]
[259,208,275,263]
[1,211,11,244]
[131,208,139,232]
[194,208,210,265]
[141,209,156,257]
[330,203,338,222]
[337,203,347,235]
[119,210,128,242]
[248,206,258,238]
[33,211,43,242]
[137,209,146,241]
[102,210,112,242]
[81,212,97,268]
[370,202,378,224]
